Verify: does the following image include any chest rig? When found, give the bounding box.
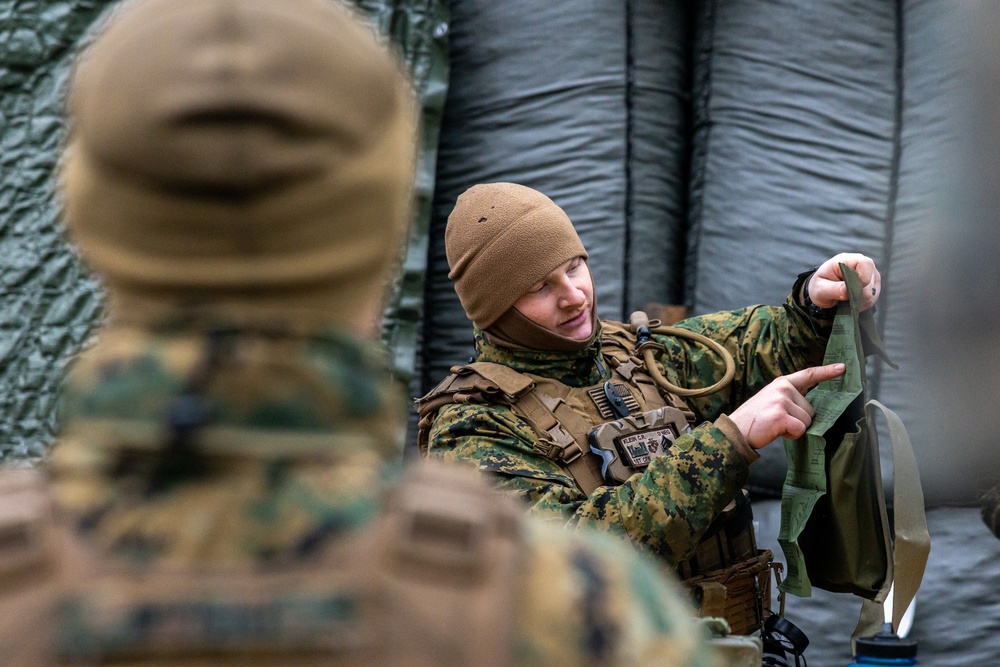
[419,315,778,636]
[417,321,696,495]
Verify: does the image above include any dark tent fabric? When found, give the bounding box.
[0,0,449,463]
[359,0,451,388]
[419,0,693,406]
[687,0,902,494]
[883,0,974,506]
[688,0,974,505]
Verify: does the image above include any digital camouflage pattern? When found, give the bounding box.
[49,319,405,566]
[1,319,714,667]
[427,287,830,565]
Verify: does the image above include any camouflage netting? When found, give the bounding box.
[0,0,449,463]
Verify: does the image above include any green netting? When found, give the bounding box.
[0,0,448,463]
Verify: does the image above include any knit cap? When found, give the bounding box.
[60,0,416,328]
[446,183,587,330]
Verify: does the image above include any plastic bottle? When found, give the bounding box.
[847,623,919,666]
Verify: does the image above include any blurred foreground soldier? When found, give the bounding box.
[418,182,882,633]
[0,1,712,665]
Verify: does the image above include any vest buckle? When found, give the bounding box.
[531,439,564,460]
[531,438,583,464]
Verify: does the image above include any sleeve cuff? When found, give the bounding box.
[714,413,759,466]
[791,269,835,328]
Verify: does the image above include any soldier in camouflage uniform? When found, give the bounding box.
[0,1,714,665]
[421,183,882,572]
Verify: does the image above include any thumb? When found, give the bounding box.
[784,363,846,395]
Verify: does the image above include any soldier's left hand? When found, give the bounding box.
[807,253,880,312]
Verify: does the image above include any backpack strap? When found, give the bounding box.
[853,400,930,640]
[511,384,606,496]
[601,321,697,424]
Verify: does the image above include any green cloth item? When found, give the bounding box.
[778,264,930,639]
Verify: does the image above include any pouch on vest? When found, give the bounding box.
[587,406,691,484]
[777,264,930,639]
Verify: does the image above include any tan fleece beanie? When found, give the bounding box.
[446,183,587,331]
[60,0,416,328]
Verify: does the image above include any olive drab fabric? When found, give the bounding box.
[424,279,831,566]
[778,266,930,640]
[60,0,417,328]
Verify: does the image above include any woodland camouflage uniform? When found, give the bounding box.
[0,1,714,665]
[427,283,830,565]
[0,321,711,667]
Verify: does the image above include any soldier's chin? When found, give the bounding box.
[559,311,593,340]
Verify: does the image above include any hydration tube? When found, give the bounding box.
[628,311,736,398]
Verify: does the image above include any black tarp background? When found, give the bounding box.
[694,2,991,665]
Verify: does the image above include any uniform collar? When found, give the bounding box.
[473,322,609,387]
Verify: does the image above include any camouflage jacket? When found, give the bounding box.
[1,319,712,667]
[426,288,830,564]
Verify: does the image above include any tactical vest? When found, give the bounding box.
[0,462,522,667]
[417,321,775,635]
[418,322,693,492]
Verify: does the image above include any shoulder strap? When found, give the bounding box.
[415,362,536,456]
[511,384,606,496]
[854,400,930,640]
[601,321,697,423]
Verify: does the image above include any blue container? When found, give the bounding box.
[847,624,918,666]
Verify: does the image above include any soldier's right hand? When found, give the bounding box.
[728,363,845,449]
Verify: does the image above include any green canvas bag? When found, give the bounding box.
[778,264,931,638]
